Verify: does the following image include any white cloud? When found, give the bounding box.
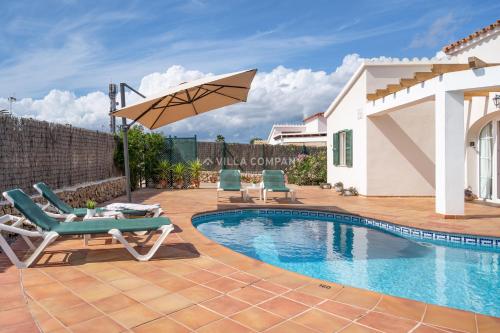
[0,54,363,142]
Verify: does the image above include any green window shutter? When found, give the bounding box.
[333,132,340,166]
[346,130,353,167]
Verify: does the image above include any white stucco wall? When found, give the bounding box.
[326,71,367,193]
[446,29,500,63]
[305,117,327,133]
[366,102,435,196]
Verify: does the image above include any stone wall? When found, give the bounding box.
[200,171,262,184]
[0,177,126,216]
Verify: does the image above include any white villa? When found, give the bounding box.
[267,112,327,146]
[325,20,500,216]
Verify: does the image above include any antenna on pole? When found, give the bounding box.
[108,83,118,133]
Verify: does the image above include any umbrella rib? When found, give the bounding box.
[203,83,249,89]
[191,86,203,100]
[150,92,178,129]
[131,94,171,126]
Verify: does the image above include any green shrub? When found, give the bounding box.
[286,151,327,185]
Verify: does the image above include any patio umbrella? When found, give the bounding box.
[112,68,257,201]
[113,69,257,129]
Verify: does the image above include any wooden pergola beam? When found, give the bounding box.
[414,72,438,81]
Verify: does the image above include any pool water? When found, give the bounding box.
[194,210,500,316]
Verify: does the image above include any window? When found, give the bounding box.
[333,130,352,167]
[339,131,346,165]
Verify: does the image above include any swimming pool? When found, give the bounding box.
[193,209,500,317]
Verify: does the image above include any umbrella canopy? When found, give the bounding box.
[113,69,257,130]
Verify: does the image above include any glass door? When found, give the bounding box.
[479,122,493,199]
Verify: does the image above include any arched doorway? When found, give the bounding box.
[479,122,493,199]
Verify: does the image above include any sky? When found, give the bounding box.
[0,0,498,142]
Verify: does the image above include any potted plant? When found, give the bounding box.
[172,163,186,189]
[86,200,97,217]
[188,159,203,188]
[341,186,358,196]
[156,160,171,189]
[333,182,344,192]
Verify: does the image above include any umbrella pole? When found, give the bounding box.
[120,83,132,202]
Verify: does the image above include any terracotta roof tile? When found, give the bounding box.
[443,19,499,53]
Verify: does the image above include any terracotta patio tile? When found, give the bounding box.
[196,318,253,333]
[69,315,125,333]
[476,314,500,333]
[22,270,55,287]
[159,262,199,276]
[296,282,343,299]
[375,295,426,321]
[259,296,308,318]
[25,282,68,300]
[265,320,317,333]
[124,283,169,302]
[266,273,310,290]
[74,283,120,302]
[338,323,380,333]
[91,293,138,313]
[333,287,382,309]
[204,262,238,275]
[292,308,351,332]
[109,277,148,291]
[109,303,162,329]
[230,306,284,331]
[38,317,66,332]
[202,295,251,316]
[53,302,101,326]
[156,275,196,292]
[132,317,190,333]
[38,292,85,313]
[91,268,133,282]
[0,307,34,328]
[283,290,324,306]
[316,300,367,320]
[357,311,419,333]
[169,305,222,329]
[228,285,274,304]
[140,269,175,283]
[253,280,289,294]
[423,304,476,333]
[177,284,222,303]
[228,271,261,284]
[203,276,246,293]
[43,267,89,282]
[0,321,40,333]
[144,293,194,315]
[60,275,101,289]
[412,324,452,333]
[184,270,221,284]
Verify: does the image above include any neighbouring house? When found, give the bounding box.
[325,20,500,216]
[267,112,327,146]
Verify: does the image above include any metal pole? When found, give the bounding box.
[120,83,132,202]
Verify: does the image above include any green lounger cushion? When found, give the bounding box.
[4,189,170,234]
[35,182,74,214]
[219,170,241,191]
[35,182,148,217]
[53,217,171,235]
[263,170,290,192]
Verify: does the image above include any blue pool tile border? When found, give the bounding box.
[192,208,500,250]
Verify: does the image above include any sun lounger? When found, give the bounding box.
[0,189,174,268]
[261,170,295,202]
[33,182,162,219]
[217,169,245,200]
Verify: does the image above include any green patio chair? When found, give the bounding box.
[33,182,162,220]
[0,189,174,268]
[217,169,245,200]
[261,170,296,202]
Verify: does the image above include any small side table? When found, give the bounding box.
[82,210,124,246]
[245,185,262,201]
